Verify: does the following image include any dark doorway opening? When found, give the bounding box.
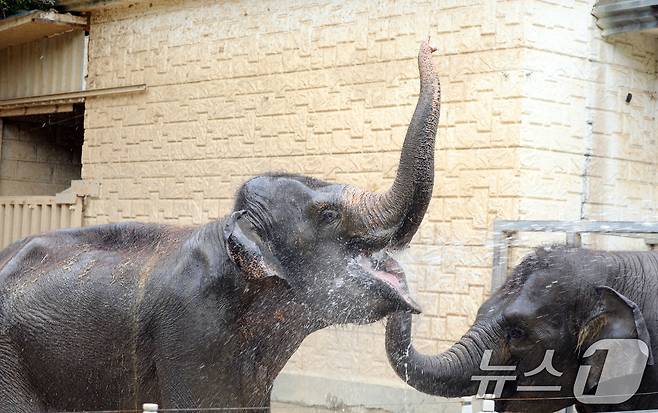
[0,103,83,196]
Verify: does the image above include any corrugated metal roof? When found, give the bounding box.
[0,29,86,100]
[592,0,658,36]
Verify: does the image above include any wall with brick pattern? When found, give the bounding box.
[511,0,658,258]
[81,0,656,395]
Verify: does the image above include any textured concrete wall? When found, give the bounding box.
[81,0,657,402]
[0,121,82,196]
[511,0,658,257]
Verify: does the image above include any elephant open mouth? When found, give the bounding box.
[355,253,422,314]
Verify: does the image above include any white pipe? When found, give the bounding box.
[461,396,473,413]
[142,403,158,413]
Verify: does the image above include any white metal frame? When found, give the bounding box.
[491,220,658,290]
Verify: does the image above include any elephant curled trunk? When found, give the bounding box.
[344,39,440,249]
[385,313,501,397]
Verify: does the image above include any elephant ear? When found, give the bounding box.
[223,210,289,287]
[577,286,653,392]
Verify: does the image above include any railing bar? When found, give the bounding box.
[3,204,12,249]
[59,204,73,228]
[71,197,83,227]
[491,230,512,290]
[0,204,4,250]
[51,202,60,230]
[21,203,31,239]
[12,204,22,243]
[31,204,41,235]
[495,220,658,234]
[41,203,50,233]
[566,232,582,247]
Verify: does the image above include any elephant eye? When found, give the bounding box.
[320,209,340,224]
[507,326,527,342]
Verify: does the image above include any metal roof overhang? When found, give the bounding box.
[0,10,89,49]
[57,0,141,12]
[0,84,147,117]
[593,0,658,36]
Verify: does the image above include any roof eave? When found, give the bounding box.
[592,0,658,37]
[57,0,143,12]
[0,10,88,49]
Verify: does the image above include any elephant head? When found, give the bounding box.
[223,40,440,326]
[386,246,655,412]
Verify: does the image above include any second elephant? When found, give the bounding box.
[386,246,658,412]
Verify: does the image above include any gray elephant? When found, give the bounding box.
[0,40,439,413]
[386,246,658,412]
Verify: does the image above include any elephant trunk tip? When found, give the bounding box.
[418,38,439,91]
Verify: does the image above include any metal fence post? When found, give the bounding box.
[491,228,513,291]
[142,403,158,413]
[566,232,582,247]
[461,396,473,413]
[481,398,496,412]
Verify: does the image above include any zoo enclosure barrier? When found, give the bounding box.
[0,195,82,249]
[0,180,99,249]
[490,220,658,290]
[54,399,654,412]
[136,399,498,413]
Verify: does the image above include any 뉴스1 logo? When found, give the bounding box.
[471,339,650,404]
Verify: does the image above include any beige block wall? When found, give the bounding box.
[0,121,82,196]
[82,0,525,390]
[81,0,657,397]
[510,0,658,258]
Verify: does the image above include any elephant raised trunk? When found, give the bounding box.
[386,313,502,397]
[344,39,440,249]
